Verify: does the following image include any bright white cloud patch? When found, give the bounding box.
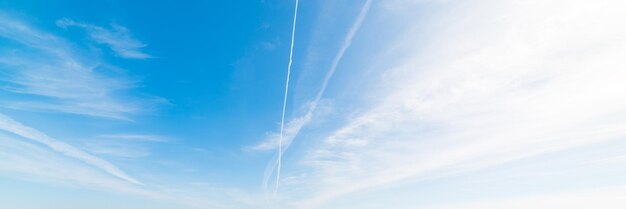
[429,187,626,209]
[265,0,626,208]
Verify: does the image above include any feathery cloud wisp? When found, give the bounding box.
[97,134,169,142]
[0,113,142,185]
[265,0,626,208]
[253,0,373,153]
[56,18,151,59]
[0,15,158,119]
[257,0,373,198]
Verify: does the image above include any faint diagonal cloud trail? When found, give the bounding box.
[314,0,372,103]
[0,113,142,185]
[276,0,299,196]
[264,1,373,198]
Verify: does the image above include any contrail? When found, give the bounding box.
[275,0,299,194]
[270,0,372,195]
[313,0,372,103]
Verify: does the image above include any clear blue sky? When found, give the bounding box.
[1,0,626,209]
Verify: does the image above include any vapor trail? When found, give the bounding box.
[313,0,372,103]
[275,0,299,194]
[266,0,372,195]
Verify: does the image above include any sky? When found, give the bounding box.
[0,0,626,208]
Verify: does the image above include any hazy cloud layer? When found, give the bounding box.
[264,0,626,208]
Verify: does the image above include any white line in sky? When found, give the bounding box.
[273,0,372,191]
[276,0,300,194]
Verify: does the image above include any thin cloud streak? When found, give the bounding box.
[258,0,373,198]
[98,134,169,142]
[0,113,142,185]
[0,129,237,209]
[81,134,169,159]
[312,0,371,103]
[275,0,300,195]
[0,11,255,209]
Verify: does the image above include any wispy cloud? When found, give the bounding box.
[0,113,141,184]
[97,134,169,142]
[428,186,626,209]
[254,0,374,200]
[263,0,626,208]
[56,18,151,59]
[0,14,160,119]
[80,134,169,158]
[0,11,260,209]
[253,0,373,153]
[0,112,250,208]
[0,14,230,208]
[0,131,147,193]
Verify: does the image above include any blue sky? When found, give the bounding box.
[1,0,626,208]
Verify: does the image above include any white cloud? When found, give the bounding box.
[97,134,169,142]
[80,134,170,158]
[260,41,277,50]
[0,132,144,191]
[428,187,626,209]
[56,18,151,59]
[251,0,373,152]
[82,140,151,159]
[0,113,142,184]
[0,113,250,209]
[251,1,374,199]
[0,14,232,209]
[266,0,626,208]
[0,15,160,119]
